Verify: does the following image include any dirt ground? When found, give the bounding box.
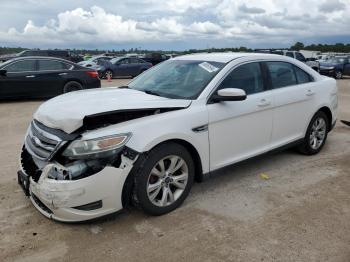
[0,79,349,262]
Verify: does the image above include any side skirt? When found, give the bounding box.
[202,139,304,180]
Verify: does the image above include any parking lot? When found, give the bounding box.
[0,78,349,261]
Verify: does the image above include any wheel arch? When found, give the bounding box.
[121,138,205,208]
[63,79,84,88]
[318,106,333,131]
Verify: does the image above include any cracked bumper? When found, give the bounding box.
[23,156,134,222]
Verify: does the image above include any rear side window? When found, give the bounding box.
[294,66,312,84]
[38,60,70,71]
[129,58,140,64]
[295,52,306,62]
[286,52,294,58]
[218,62,264,95]
[266,62,297,88]
[4,60,36,72]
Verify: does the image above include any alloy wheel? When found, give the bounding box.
[309,117,327,150]
[147,155,189,207]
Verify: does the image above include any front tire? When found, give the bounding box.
[298,111,329,155]
[133,143,195,216]
[104,70,113,79]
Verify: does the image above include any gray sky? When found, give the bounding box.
[0,0,349,50]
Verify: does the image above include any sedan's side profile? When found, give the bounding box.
[0,57,100,99]
[93,57,153,79]
[17,53,337,222]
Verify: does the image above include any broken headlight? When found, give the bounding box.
[63,133,131,159]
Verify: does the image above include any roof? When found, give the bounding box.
[174,52,284,63]
[0,56,74,64]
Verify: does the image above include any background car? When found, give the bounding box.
[0,50,83,63]
[0,57,100,99]
[93,57,152,79]
[254,49,320,71]
[319,56,350,79]
[139,53,168,65]
[77,56,113,68]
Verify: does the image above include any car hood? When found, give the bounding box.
[34,88,191,134]
[320,62,338,68]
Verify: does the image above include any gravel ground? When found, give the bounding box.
[0,78,349,262]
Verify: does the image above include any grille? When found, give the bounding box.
[24,121,64,161]
[31,193,53,214]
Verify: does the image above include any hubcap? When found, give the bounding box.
[147,155,188,207]
[309,117,326,150]
[105,71,112,79]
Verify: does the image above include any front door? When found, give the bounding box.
[208,62,274,170]
[0,59,37,98]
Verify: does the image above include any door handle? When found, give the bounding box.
[306,89,315,96]
[58,73,68,76]
[258,99,271,107]
[25,75,35,78]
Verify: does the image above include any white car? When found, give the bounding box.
[18,53,338,222]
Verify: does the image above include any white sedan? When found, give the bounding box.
[18,53,338,222]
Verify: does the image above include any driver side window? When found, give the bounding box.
[218,62,264,95]
[119,58,129,64]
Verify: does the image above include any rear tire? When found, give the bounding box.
[298,111,329,155]
[63,81,83,93]
[133,143,195,216]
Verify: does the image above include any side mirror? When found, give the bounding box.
[211,88,247,103]
[0,69,7,76]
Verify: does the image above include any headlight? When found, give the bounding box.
[63,133,131,158]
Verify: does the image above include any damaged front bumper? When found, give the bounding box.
[20,155,135,222]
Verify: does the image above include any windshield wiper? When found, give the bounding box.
[119,85,130,89]
[143,90,162,97]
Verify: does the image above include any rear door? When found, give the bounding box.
[266,61,316,148]
[35,59,73,97]
[129,58,143,76]
[0,59,37,98]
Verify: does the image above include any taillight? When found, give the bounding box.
[86,71,99,78]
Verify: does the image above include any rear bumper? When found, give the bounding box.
[84,79,101,89]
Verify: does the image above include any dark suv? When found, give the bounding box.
[0,50,82,63]
[319,56,350,79]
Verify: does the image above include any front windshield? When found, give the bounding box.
[128,60,225,99]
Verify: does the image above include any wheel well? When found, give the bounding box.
[121,139,204,208]
[318,106,332,131]
[64,79,83,88]
[156,139,204,183]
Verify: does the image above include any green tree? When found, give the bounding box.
[291,42,305,51]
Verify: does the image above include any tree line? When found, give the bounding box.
[1,42,349,56]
